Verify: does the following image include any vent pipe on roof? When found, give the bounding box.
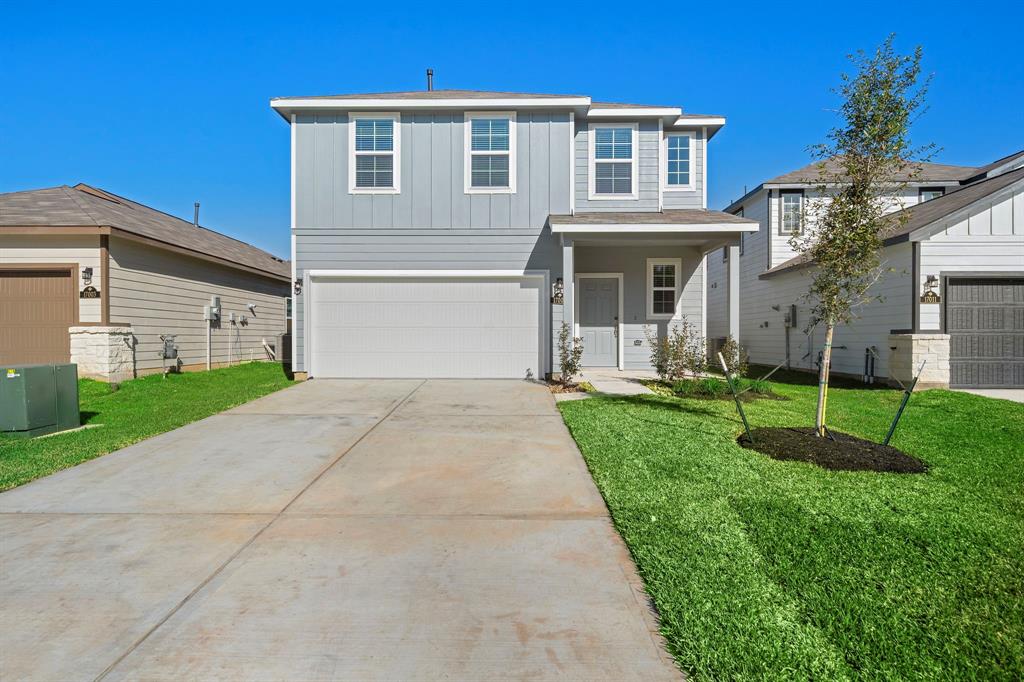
[193,202,200,228]
[426,68,433,91]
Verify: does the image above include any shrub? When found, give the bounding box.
[557,322,584,387]
[717,335,748,377]
[645,320,707,381]
[670,376,776,400]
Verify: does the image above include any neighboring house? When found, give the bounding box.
[0,184,291,380]
[707,150,1024,388]
[272,89,756,379]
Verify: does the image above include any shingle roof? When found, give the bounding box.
[0,184,289,280]
[764,158,975,185]
[960,148,1024,183]
[761,166,1024,278]
[272,89,585,101]
[549,209,756,225]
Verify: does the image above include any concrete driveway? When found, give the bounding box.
[0,379,679,681]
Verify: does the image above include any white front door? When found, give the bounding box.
[308,274,545,379]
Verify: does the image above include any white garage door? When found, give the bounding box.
[308,274,546,379]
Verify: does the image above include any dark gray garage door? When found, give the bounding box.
[947,278,1024,388]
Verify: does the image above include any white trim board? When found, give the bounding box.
[273,97,592,111]
[550,223,759,233]
[587,107,681,118]
[573,272,625,371]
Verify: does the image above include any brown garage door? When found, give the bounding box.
[0,269,76,365]
[947,277,1024,388]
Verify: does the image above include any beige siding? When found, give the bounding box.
[108,237,288,373]
[0,234,102,322]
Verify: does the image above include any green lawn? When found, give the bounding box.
[558,381,1024,680]
[0,363,293,491]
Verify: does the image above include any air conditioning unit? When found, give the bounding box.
[0,364,80,438]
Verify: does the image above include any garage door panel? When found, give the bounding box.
[318,302,540,329]
[947,278,1024,388]
[310,277,545,379]
[318,326,539,354]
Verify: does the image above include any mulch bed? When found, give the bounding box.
[738,427,927,473]
[549,383,586,394]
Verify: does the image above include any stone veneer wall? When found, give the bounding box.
[887,333,950,389]
[69,326,135,382]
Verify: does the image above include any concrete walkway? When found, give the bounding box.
[0,380,679,681]
[953,388,1024,403]
[580,368,657,396]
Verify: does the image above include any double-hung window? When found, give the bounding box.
[663,133,693,190]
[647,258,680,319]
[590,124,637,199]
[465,112,516,193]
[919,187,944,202]
[780,190,803,234]
[349,113,400,193]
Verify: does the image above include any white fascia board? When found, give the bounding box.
[550,223,759,233]
[272,97,591,112]
[668,116,726,127]
[307,269,546,279]
[587,107,682,118]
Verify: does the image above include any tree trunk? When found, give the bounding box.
[815,324,835,437]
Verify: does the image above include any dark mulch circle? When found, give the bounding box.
[738,427,927,473]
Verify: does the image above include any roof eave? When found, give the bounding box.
[271,96,593,116]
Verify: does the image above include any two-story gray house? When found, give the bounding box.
[271,89,756,379]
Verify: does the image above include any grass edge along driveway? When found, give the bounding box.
[1,363,293,491]
[558,382,1024,680]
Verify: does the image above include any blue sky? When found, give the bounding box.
[2,1,1021,258]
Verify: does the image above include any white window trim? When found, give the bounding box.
[348,112,401,195]
[661,131,695,192]
[646,257,681,320]
[464,111,517,194]
[780,190,803,235]
[588,122,639,201]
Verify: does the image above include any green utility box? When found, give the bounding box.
[1,364,80,438]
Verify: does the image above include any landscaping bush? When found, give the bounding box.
[557,321,584,387]
[717,335,748,377]
[668,376,776,400]
[644,320,706,381]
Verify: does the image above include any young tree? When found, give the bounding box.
[793,35,933,436]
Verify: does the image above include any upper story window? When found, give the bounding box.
[647,258,680,319]
[349,113,400,194]
[589,123,637,199]
[465,112,517,194]
[919,187,944,202]
[780,190,803,235]
[663,133,693,190]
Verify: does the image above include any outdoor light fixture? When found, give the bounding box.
[925,275,939,287]
[81,266,93,284]
[552,277,564,304]
[294,279,302,296]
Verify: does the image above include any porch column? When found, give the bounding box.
[727,244,740,342]
[562,238,574,337]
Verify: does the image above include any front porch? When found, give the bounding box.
[551,210,757,372]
